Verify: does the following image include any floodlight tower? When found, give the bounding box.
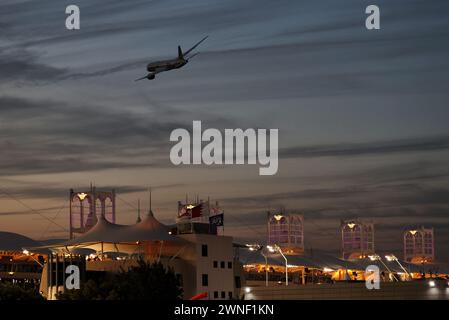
[341,219,375,260]
[69,187,116,239]
[267,211,304,255]
[403,227,434,264]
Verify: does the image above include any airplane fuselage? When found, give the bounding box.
[135,36,207,81]
[147,58,187,73]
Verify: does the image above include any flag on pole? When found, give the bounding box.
[178,201,187,218]
[209,213,224,226]
[190,204,203,218]
[178,203,203,218]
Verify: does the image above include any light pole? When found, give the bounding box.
[268,245,288,286]
[22,248,44,268]
[260,250,269,287]
[385,254,411,280]
[369,254,398,281]
[247,244,269,287]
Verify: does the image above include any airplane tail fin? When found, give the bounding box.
[178,46,183,59]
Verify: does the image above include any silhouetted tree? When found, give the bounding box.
[0,282,44,300]
[57,260,182,300]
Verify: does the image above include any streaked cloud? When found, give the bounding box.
[280,135,449,159]
[0,0,448,260]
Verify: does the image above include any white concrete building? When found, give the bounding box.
[39,212,241,300]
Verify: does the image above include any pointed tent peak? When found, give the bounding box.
[139,210,167,231]
[116,209,181,242]
[148,186,153,214]
[85,210,99,227]
[63,215,131,246]
[136,199,142,223]
[89,213,124,231]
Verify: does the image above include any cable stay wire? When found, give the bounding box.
[0,187,68,232]
[116,194,138,212]
[223,210,266,241]
[37,201,68,240]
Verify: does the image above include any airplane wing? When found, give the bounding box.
[183,36,208,57]
[186,52,199,60]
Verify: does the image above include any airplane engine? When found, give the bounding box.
[147,74,155,80]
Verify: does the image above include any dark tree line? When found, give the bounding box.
[0,282,44,300]
[57,260,183,300]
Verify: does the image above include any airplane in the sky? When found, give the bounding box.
[135,36,208,81]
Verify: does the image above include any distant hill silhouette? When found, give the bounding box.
[0,231,41,251]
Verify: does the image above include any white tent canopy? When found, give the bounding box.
[44,212,184,254]
[64,216,131,246]
[115,211,179,242]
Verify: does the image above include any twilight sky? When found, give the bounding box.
[1,0,449,261]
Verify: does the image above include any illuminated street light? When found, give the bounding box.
[385,254,411,279]
[245,244,268,286]
[266,244,288,286]
[21,248,44,267]
[385,254,395,262]
[369,254,398,281]
[368,254,380,261]
[260,250,269,287]
[245,244,262,252]
[244,287,251,293]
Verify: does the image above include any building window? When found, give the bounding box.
[202,274,208,286]
[214,291,218,299]
[221,291,225,299]
[228,261,232,269]
[213,261,218,268]
[228,292,233,299]
[235,276,241,288]
[220,261,225,268]
[201,244,208,257]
